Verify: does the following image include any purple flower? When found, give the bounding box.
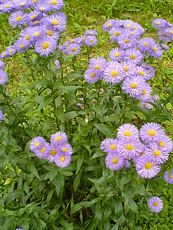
[50,132,68,146]
[9,10,27,28]
[54,59,61,69]
[136,155,161,179]
[84,35,98,47]
[45,13,66,32]
[156,135,173,154]
[117,138,143,160]
[109,27,123,42]
[35,36,57,56]
[100,138,118,154]
[84,68,100,83]
[103,61,124,84]
[117,34,136,49]
[120,61,136,78]
[149,44,163,58]
[43,27,60,40]
[152,18,168,29]
[0,1,15,13]
[141,63,155,79]
[103,19,119,32]
[47,145,59,162]
[59,143,73,155]
[163,171,173,184]
[109,48,123,62]
[140,101,154,110]
[147,196,163,213]
[48,0,64,11]
[0,69,8,85]
[54,153,71,168]
[5,46,16,57]
[66,43,81,55]
[138,83,153,102]
[30,136,46,152]
[34,142,50,159]
[105,153,124,171]
[146,142,169,164]
[117,123,139,139]
[158,30,172,42]
[140,123,165,144]
[13,38,31,53]
[29,26,44,41]
[0,110,4,122]
[0,60,5,69]
[134,66,152,80]
[89,57,107,74]
[138,37,156,53]
[122,76,146,98]
[84,30,98,36]
[124,48,144,64]
[35,1,51,13]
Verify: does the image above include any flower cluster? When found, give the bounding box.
[0,0,66,58]
[85,19,170,109]
[0,60,8,86]
[59,30,98,56]
[101,123,173,179]
[30,131,73,168]
[152,18,173,43]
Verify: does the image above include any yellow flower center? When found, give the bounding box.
[111,70,117,77]
[61,147,68,152]
[31,15,36,20]
[130,54,136,60]
[156,21,161,25]
[90,72,96,77]
[124,38,130,43]
[51,19,59,26]
[35,141,40,147]
[109,144,117,150]
[20,2,25,6]
[50,149,57,156]
[126,23,131,28]
[5,4,10,8]
[169,30,173,35]
[34,20,40,25]
[125,144,134,151]
[114,52,120,57]
[142,90,147,95]
[15,16,22,21]
[158,141,165,147]
[144,162,153,170]
[130,83,137,89]
[95,65,100,70]
[25,35,30,41]
[46,30,53,36]
[20,44,25,49]
[40,7,45,11]
[168,174,173,179]
[107,23,112,28]
[153,150,161,156]
[40,147,46,153]
[71,47,77,52]
[123,66,129,72]
[148,130,156,136]
[124,130,132,137]
[144,42,149,47]
[42,42,49,49]
[138,70,144,76]
[33,32,40,37]
[60,155,65,162]
[114,31,120,36]
[153,202,158,207]
[51,0,58,5]
[112,157,118,164]
[152,47,157,52]
[32,0,38,2]
[55,136,62,141]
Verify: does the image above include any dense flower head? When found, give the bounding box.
[35,36,57,56]
[147,196,163,213]
[163,171,173,184]
[30,131,73,168]
[152,18,169,29]
[123,48,144,64]
[103,19,120,32]
[84,35,98,47]
[109,48,124,62]
[105,153,125,171]
[84,68,100,83]
[9,10,27,28]
[101,123,172,180]
[103,61,124,84]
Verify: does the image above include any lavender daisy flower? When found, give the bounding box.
[140,101,154,110]
[54,153,71,168]
[47,145,59,162]
[140,123,165,144]
[29,26,44,41]
[109,48,123,62]
[138,83,152,102]
[103,19,119,32]
[124,48,144,64]
[13,0,32,9]
[89,57,107,74]
[35,1,51,13]
[84,69,100,83]
[163,171,173,184]
[135,66,151,80]
[43,27,60,40]
[122,19,135,29]
[152,18,168,29]
[84,35,98,47]
[109,27,123,42]
[1,1,14,13]
[161,43,169,51]
[84,30,98,36]
[54,59,61,69]
[156,135,173,154]
[48,0,64,11]
[138,37,156,53]
[0,70,8,85]
[136,155,161,179]
[117,123,139,139]
[105,153,124,171]
[0,51,8,59]
[50,132,68,146]
[34,142,50,159]
[164,27,173,39]
[121,61,136,78]
[158,30,172,42]
[117,34,136,49]
[6,46,16,57]
[141,63,155,79]
[123,159,131,168]
[146,143,169,164]
[117,138,143,159]
[122,76,146,98]
[13,38,31,53]
[103,61,123,84]
[45,13,66,32]
[59,143,73,156]
[149,44,163,58]
[30,136,46,152]
[147,196,163,213]
[66,43,81,55]
[0,60,5,69]
[100,138,118,154]
[9,10,27,28]
[27,10,42,23]
[35,36,57,56]
[0,110,4,122]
